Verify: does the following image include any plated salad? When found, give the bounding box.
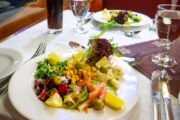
[102,9,142,25]
[34,38,125,112]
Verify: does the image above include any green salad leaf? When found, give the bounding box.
[35,59,67,79]
[68,86,88,109]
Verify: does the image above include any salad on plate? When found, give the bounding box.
[34,38,126,112]
[102,9,142,25]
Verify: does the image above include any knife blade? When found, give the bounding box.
[82,13,93,25]
[151,70,162,120]
[160,70,174,120]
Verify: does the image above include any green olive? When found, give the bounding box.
[100,67,108,73]
[92,99,104,110]
[109,78,119,89]
[53,76,62,85]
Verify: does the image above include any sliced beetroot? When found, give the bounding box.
[45,78,55,91]
[58,83,72,96]
[34,80,46,95]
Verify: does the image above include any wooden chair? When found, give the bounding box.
[0,0,104,41]
[0,0,47,41]
[90,0,103,12]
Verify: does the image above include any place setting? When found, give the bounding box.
[0,48,23,96]
[93,8,152,32]
[68,0,153,38]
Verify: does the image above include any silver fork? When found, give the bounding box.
[0,40,47,97]
[29,40,47,60]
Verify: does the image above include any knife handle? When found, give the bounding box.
[153,101,161,120]
[164,98,174,120]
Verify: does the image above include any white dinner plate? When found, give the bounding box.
[93,10,152,32]
[0,48,22,82]
[0,1,10,9]
[8,50,139,120]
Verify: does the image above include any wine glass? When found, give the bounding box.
[70,0,90,34]
[152,4,180,67]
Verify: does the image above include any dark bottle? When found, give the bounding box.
[47,0,63,33]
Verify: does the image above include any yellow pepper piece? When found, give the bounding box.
[102,8,108,14]
[48,53,61,65]
[104,92,125,110]
[102,8,111,21]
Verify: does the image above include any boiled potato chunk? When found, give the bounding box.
[104,92,125,110]
[96,56,110,68]
[45,93,63,108]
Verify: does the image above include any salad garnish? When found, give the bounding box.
[102,9,142,25]
[34,38,125,112]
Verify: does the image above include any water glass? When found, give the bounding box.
[70,0,90,34]
[152,4,180,67]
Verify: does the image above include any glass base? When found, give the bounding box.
[48,29,62,34]
[152,53,177,67]
[72,27,88,35]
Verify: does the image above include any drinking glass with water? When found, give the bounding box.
[70,0,90,34]
[152,4,180,67]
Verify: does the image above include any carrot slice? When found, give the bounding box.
[78,77,91,87]
[87,83,96,92]
[88,83,105,101]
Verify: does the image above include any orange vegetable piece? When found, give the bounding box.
[78,77,91,87]
[87,83,96,92]
[88,83,105,101]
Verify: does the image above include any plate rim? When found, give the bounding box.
[93,9,152,27]
[8,52,139,120]
[0,48,23,81]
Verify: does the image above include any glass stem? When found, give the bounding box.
[162,39,171,58]
[76,19,83,31]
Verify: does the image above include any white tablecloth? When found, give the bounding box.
[0,10,179,120]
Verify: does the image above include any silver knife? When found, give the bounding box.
[82,13,93,25]
[151,70,162,120]
[160,70,174,120]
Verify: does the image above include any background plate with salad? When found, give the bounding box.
[93,9,152,32]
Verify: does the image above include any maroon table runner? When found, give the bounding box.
[118,39,180,98]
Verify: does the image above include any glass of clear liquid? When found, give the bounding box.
[152,4,180,67]
[70,0,90,34]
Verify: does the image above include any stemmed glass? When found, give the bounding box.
[152,4,180,67]
[70,0,90,34]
